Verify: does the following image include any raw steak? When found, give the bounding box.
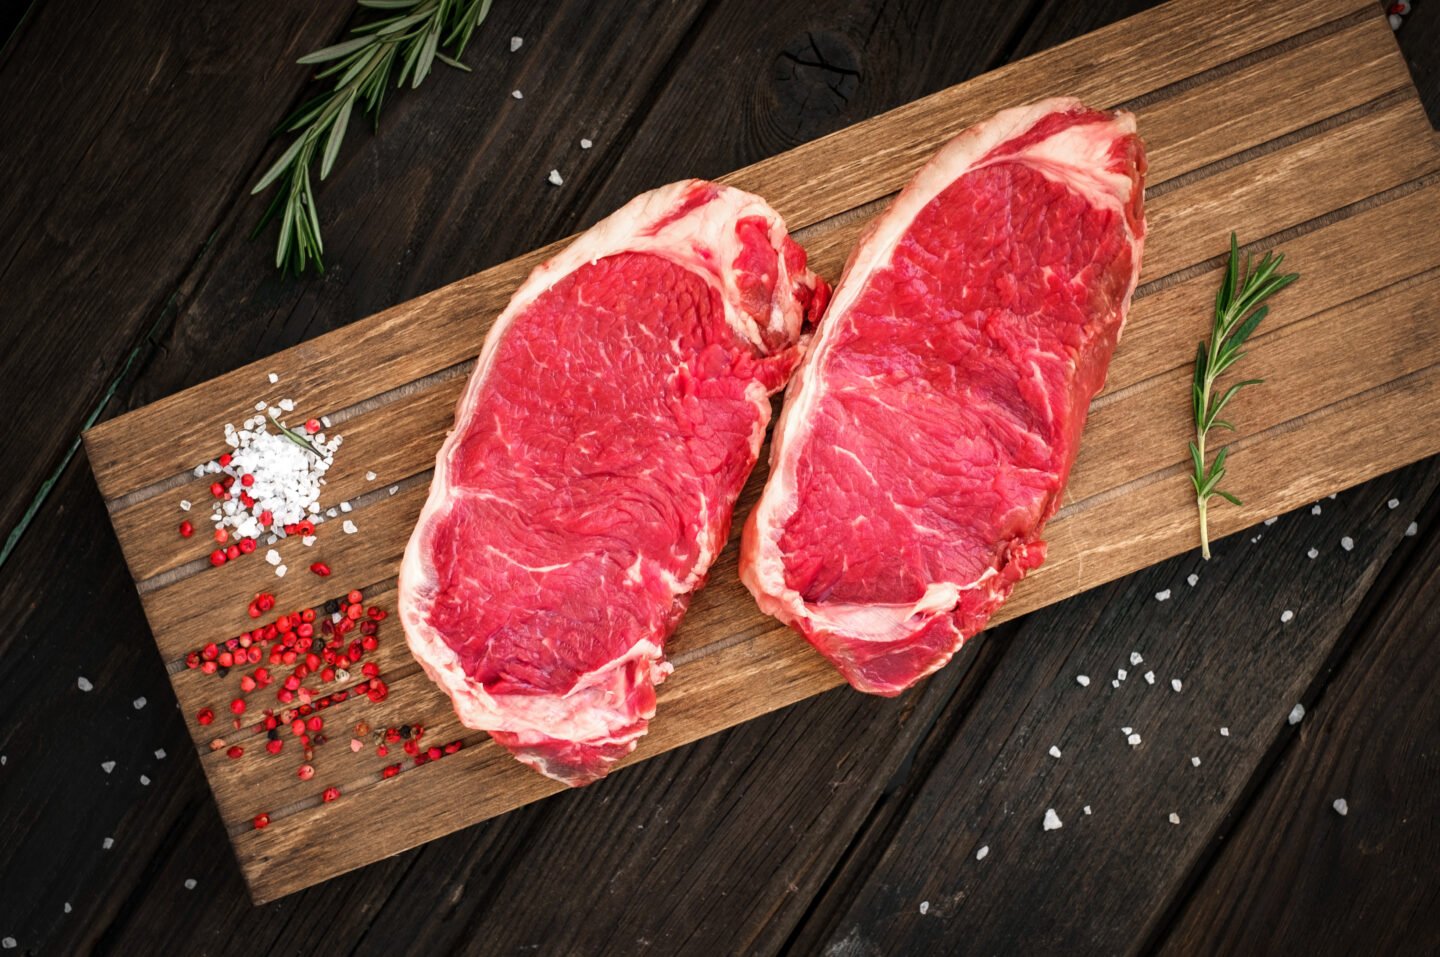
[741,98,1146,696]
[400,180,828,785]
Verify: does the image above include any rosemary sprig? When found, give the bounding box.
[1190,233,1299,559]
[272,417,323,457]
[251,0,495,275]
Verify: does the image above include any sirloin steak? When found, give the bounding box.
[401,180,828,785]
[741,99,1146,696]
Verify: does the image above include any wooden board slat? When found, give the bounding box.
[81,0,1440,902]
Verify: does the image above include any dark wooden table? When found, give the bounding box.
[2,1,1437,953]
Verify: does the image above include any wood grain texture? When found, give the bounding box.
[1159,496,1440,956]
[75,0,1440,903]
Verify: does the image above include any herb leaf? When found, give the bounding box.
[1190,233,1298,558]
[251,0,495,275]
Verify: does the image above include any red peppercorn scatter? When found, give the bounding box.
[310,562,331,577]
[179,520,194,538]
[197,707,215,725]
[253,813,270,829]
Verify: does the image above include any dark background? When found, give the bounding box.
[1,1,1437,953]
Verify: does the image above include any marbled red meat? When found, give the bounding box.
[401,180,828,784]
[741,99,1146,695]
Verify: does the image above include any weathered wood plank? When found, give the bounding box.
[1158,496,1440,955]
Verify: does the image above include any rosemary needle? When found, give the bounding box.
[1189,233,1299,559]
[251,0,495,275]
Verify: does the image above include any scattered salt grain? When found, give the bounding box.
[302,535,317,547]
[155,749,167,760]
[580,138,593,149]
[1048,745,1061,759]
[1043,808,1062,831]
[101,761,115,774]
[1112,680,1120,688]
[976,845,989,860]
[919,901,929,915]
[1220,727,1230,736]
[179,499,191,512]
[1406,522,1418,537]
[1250,534,1263,544]
[321,415,332,428]
[184,878,197,890]
[1288,703,1306,725]
[139,774,150,786]
[342,520,358,535]
[133,697,146,710]
[1117,669,1127,681]
[389,485,399,495]
[1130,652,1143,666]
[1264,517,1278,526]
[275,564,288,578]
[1122,727,1133,735]
[1076,674,1090,687]
[340,501,353,513]
[1311,504,1322,515]
[255,400,267,412]
[1333,798,1349,816]
[1144,671,1155,684]
[2,938,14,949]
[102,837,114,850]
[1187,573,1199,587]
[548,169,564,186]
[1168,812,1180,825]
[64,903,71,914]
[1171,678,1183,693]
[510,36,523,52]
[1341,536,1354,551]
[1330,493,1338,500]
[365,471,377,481]
[1083,805,1092,815]
[265,549,282,566]
[1388,498,1400,509]
[1127,733,1142,746]
[326,508,338,518]
[1307,547,1319,559]
[268,372,279,384]
[1156,589,1171,601]
[511,89,523,99]
[1281,610,1294,623]
[1191,756,1201,767]
[77,676,93,692]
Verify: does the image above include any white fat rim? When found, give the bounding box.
[400,179,806,748]
[743,98,1146,638]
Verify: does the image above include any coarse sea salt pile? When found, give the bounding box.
[193,407,342,544]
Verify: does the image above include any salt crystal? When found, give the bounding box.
[184,878,197,890]
[179,499,191,511]
[133,696,146,710]
[1307,547,1319,559]
[342,520,358,535]
[1333,798,1349,816]
[1388,498,1400,509]
[1264,517,1278,526]
[268,372,279,384]
[1043,808,1062,831]
[1083,805,1092,815]
[1171,678,1183,693]
[365,471,377,481]
[194,464,206,477]
[1076,675,1090,687]
[511,89,523,99]
[580,138,593,149]
[340,501,352,513]
[1330,493,1338,500]
[1341,536,1354,551]
[64,903,71,913]
[1168,812,1180,825]
[265,549,281,566]
[1122,727,1133,735]
[1156,589,1171,601]
[1311,504,1322,516]
[327,508,338,518]
[1112,680,1120,688]
[278,398,295,412]
[1280,610,1294,623]
[1048,745,1061,758]
[101,760,115,774]
[1390,11,1402,28]
[1144,671,1155,685]
[1191,756,1201,767]
[1118,669,1127,681]
[139,774,150,786]
[1127,733,1142,746]
[510,35,523,51]
[1187,573,1199,587]
[919,901,929,915]
[548,169,564,186]
[322,415,332,428]
[2,938,15,949]
[255,400,266,412]
[1130,652,1143,666]
[275,564,287,578]
[1406,522,1418,537]
[302,535,317,547]
[77,676,93,692]
[389,485,399,495]
[1288,703,1305,725]
[155,749,167,760]
[1220,727,1230,736]
[976,845,989,860]
[102,837,114,849]
[1251,535,1263,544]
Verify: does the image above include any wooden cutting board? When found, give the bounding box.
[83,0,1440,903]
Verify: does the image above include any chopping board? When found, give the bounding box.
[82,0,1440,903]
